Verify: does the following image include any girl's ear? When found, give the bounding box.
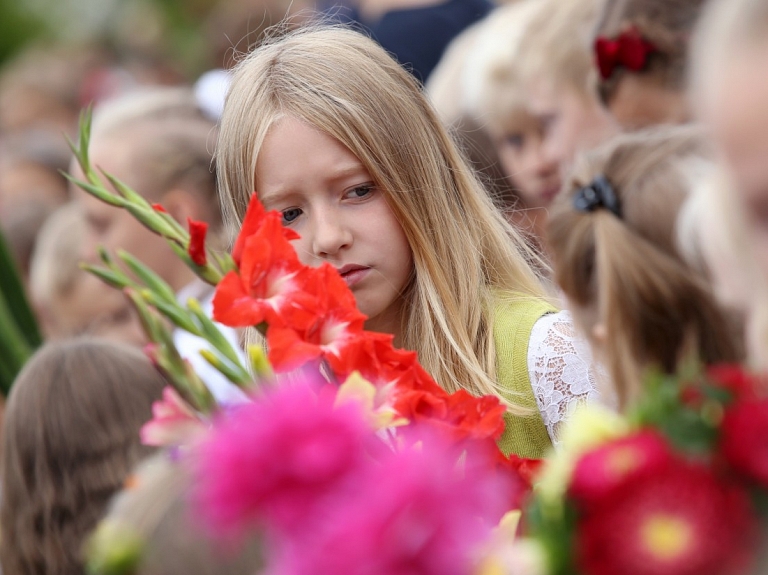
[161,189,206,226]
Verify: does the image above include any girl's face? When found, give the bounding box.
[708,41,768,277]
[493,113,561,209]
[525,79,619,179]
[256,116,414,336]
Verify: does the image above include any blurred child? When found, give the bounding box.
[547,126,742,408]
[594,0,706,130]
[29,202,146,345]
[87,454,264,575]
[216,27,604,456]
[690,0,768,369]
[461,0,562,252]
[516,0,619,180]
[0,339,166,575]
[72,87,246,404]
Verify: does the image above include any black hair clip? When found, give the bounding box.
[573,175,621,218]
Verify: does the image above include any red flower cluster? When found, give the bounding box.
[212,194,507,447]
[569,431,756,575]
[712,366,768,487]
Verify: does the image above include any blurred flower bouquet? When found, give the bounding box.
[511,365,768,575]
[69,112,536,575]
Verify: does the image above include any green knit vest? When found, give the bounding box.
[493,296,557,459]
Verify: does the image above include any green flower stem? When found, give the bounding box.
[186,298,242,366]
[140,290,201,336]
[118,251,178,304]
[199,349,253,388]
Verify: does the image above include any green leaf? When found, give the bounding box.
[186,298,241,365]
[141,291,201,336]
[101,171,153,210]
[124,204,181,239]
[199,349,253,387]
[0,287,32,394]
[61,172,125,207]
[0,226,42,348]
[81,264,134,291]
[118,251,178,304]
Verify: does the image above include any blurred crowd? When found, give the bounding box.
[2,0,768,573]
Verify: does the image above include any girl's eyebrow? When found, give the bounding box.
[259,163,373,205]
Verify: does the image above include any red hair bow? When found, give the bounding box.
[594,27,657,80]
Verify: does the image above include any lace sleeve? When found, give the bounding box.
[527,310,605,446]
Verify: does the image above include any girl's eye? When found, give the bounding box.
[282,207,302,224]
[504,134,525,149]
[345,184,374,199]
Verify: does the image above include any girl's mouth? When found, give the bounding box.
[337,265,371,287]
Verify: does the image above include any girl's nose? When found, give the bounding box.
[310,209,353,258]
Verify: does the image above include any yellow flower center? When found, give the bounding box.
[640,514,693,561]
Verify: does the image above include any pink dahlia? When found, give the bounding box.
[193,380,375,537]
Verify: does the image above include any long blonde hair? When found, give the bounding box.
[547,126,742,407]
[216,26,548,410]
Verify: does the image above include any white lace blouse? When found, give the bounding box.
[527,310,607,446]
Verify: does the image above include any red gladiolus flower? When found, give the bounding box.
[151,203,168,213]
[569,431,672,505]
[395,384,506,443]
[721,398,768,487]
[502,453,543,487]
[232,194,299,267]
[266,264,366,371]
[576,461,756,575]
[327,331,417,384]
[212,213,313,327]
[187,218,208,266]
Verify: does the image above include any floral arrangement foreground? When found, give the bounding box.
[69,115,768,575]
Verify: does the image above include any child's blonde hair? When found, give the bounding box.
[516,0,603,99]
[426,1,547,213]
[547,126,742,407]
[690,0,768,117]
[90,87,222,230]
[216,26,548,409]
[0,339,165,575]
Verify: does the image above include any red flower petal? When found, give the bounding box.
[232,194,300,267]
[187,218,208,266]
[721,398,768,487]
[569,430,673,506]
[576,461,756,575]
[152,203,168,214]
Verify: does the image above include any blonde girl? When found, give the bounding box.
[216,26,602,457]
[515,0,618,179]
[428,0,561,255]
[0,339,165,575]
[547,126,742,409]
